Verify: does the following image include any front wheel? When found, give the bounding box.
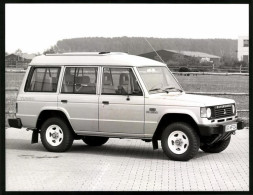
[41,117,74,152]
[161,122,200,161]
[200,136,231,153]
[82,136,109,146]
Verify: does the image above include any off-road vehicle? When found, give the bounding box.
[8,52,245,161]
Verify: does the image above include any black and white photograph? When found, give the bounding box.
[4,3,250,192]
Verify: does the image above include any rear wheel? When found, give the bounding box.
[41,117,74,152]
[82,136,109,146]
[200,136,231,153]
[161,122,200,161]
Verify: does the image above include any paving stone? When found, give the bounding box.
[5,127,249,191]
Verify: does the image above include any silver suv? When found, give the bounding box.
[8,52,245,161]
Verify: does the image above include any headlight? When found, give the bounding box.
[206,108,212,118]
[201,107,212,118]
[232,104,235,114]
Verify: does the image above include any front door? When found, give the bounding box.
[58,66,99,132]
[99,67,144,135]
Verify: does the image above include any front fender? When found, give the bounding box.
[145,106,200,136]
[157,107,200,125]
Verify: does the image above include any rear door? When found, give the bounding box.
[99,67,145,135]
[58,66,99,132]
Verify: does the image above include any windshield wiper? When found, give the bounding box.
[163,87,183,93]
[149,88,168,93]
[149,87,183,94]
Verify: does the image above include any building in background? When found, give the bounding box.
[139,49,221,64]
[5,53,36,68]
[237,36,249,63]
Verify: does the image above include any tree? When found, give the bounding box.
[54,37,237,58]
[15,48,23,61]
[43,46,56,55]
[15,49,22,55]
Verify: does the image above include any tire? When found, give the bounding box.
[40,117,74,152]
[161,122,200,161]
[200,136,231,153]
[82,136,109,146]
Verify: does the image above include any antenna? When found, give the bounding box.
[143,37,166,64]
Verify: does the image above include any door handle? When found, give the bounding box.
[61,100,68,103]
[102,101,109,105]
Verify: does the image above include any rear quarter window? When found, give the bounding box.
[25,67,61,92]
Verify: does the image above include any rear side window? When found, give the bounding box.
[25,67,61,92]
[61,67,98,94]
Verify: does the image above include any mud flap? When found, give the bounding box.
[152,140,158,150]
[31,130,39,144]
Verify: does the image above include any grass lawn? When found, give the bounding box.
[176,75,248,93]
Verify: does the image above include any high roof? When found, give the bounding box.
[165,50,221,59]
[30,52,166,67]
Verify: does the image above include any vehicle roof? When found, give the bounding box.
[29,52,166,67]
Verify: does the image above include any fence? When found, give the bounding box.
[173,72,249,76]
[5,62,29,69]
[168,65,249,73]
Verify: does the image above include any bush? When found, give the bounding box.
[179,67,191,72]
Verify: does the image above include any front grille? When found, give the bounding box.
[214,105,233,119]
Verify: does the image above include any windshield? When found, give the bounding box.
[138,66,183,94]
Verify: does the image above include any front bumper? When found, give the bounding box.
[198,118,245,136]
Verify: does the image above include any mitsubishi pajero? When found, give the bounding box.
[8,52,245,161]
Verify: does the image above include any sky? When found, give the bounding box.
[5,4,249,54]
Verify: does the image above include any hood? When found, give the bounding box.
[147,92,235,107]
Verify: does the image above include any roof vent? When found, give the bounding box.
[99,52,110,54]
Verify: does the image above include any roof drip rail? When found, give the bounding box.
[44,52,128,56]
[45,53,101,56]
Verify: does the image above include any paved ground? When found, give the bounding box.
[5,127,249,191]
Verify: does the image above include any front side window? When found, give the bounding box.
[61,67,97,94]
[25,67,60,92]
[102,67,142,96]
[138,66,182,94]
